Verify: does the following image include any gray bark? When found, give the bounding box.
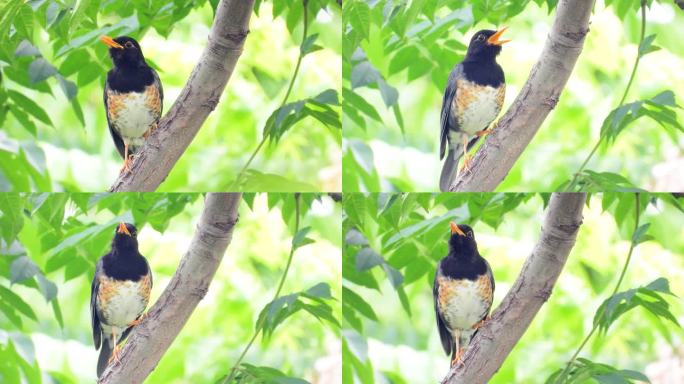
[98,193,243,384]
[110,0,255,192]
[441,192,587,384]
[449,0,593,191]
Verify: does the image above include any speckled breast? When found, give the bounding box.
[451,79,505,135]
[106,85,161,146]
[96,274,151,328]
[437,273,493,331]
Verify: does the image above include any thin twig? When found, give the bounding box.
[554,193,642,383]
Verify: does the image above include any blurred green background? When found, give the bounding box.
[0,1,341,192]
[0,193,341,383]
[342,0,684,192]
[342,193,683,383]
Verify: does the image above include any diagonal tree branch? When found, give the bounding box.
[109,0,255,192]
[441,192,587,384]
[449,0,593,192]
[98,192,243,384]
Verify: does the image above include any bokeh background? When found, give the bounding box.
[0,193,341,383]
[0,1,341,192]
[342,193,684,383]
[342,0,684,192]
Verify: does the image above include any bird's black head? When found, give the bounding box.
[112,222,139,251]
[100,36,146,68]
[448,222,478,257]
[464,27,510,62]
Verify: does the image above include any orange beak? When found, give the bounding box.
[117,222,131,236]
[450,221,466,236]
[487,26,511,46]
[100,35,123,49]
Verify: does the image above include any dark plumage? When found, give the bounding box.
[434,222,494,367]
[91,222,152,377]
[439,28,509,191]
[101,35,163,173]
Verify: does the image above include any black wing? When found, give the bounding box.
[103,72,126,159]
[91,257,104,349]
[433,264,453,356]
[440,64,463,160]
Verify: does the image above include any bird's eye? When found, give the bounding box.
[125,41,134,49]
[476,34,485,42]
[467,231,473,238]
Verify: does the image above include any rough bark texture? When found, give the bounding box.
[110,0,254,192]
[441,192,587,384]
[449,0,593,191]
[98,193,243,384]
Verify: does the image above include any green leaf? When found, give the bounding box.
[239,170,319,192]
[0,285,37,322]
[7,90,53,126]
[638,34,659,57]
[9,256,39,284]
[0,194,25,244]
[292,226,315,250]
[351,61,380,89]
[347,2,371,41]
[301,33,322,55]
[355,247,384,271]
[343,88,382,122]
[342,286,378,321]
[28,58,57,83]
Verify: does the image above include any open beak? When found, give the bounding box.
[450,221,466,236]
[487,26,511,46]
[100,35,123,49]
[117,222,131,236]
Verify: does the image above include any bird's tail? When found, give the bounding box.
[440,149,461,192]
[96,338,113,378]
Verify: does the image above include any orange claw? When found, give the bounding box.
[127,313,146,327]
[475,129,492,137]
[108,344,122,365]
[451,348,465,367]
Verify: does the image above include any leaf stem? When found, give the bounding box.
[230,1,309,190]
[554,193,642,383]
[224,193,302,383]
[566,1,646,191]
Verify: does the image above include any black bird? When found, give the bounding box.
[100,35,163,173]
[439,28,509,191]
[434,222,494,367]
[91,222,152,377]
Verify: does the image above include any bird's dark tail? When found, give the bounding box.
[439,137,480,192]
[96,339,113,378]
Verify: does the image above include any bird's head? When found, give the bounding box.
[100,36,146,68]
[113,222,138,250]
[448,222,478,255]
[465,27,510,61]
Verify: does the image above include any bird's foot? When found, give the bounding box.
[472,315,491,330]
[451,348,465,367]
[127,313,147,327]
[459,154,473,174]
[108,344,122,365]
[119,155,134,175]
[475,129,492,137]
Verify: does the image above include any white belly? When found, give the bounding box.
[457,86,502,135]
[441,279,489,330]
[114,93,156,143]
[98,281,147,327]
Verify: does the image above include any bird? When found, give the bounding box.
[439,27,509,191]
[91,222,152,377]
[433,222,495,367]
[100,35,163,173]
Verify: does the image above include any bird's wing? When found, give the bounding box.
[440,64,463,159]
[483,257,495,313]
[151,67,163,117]
[104,73,126,158]
[91,257,104,349]
[433,266,453,356]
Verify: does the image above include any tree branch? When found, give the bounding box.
[109,0,255,192]
[441,192,587,384]
[98,193,243,384]
[449,0,593,191]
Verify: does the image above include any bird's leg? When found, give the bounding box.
[119,143,133,174]
[451,334,465,367]
[127,312,147,327]
[459,135,472,173]
[107,329,122,365]
[475,129,492,137]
